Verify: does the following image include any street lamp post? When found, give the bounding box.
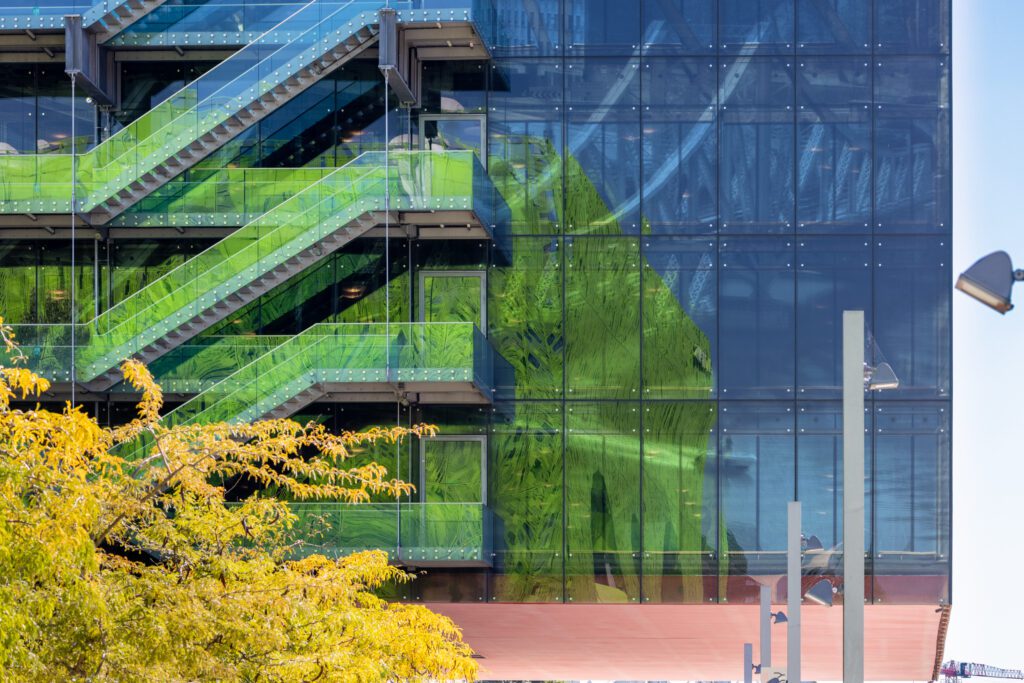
[763,312,890,682]
[760,585,772,672]
[844,311,866,683]
[787,501,801,683]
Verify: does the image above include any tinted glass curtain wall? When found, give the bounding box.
[0,0,951,608]
[470,0,952,606]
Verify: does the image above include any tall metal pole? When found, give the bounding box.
[760,584,772,672]
[843,310,866,682]
[383,45,390,384]
[787,500,801,683]
[744,642,753,683]
[69,71,77,407]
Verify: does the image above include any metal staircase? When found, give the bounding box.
[0,4,493,222]
[120,320,499,466]
[85,210,384,388]
[9,151,502,390]
[161,321,496,430]
[83,1,384,223]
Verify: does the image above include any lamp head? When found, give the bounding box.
[865,361,900,391]
[802,534,824,551]
[770,610,788,624]
[956,250,1024,314]
[804,578,836,607]
[862,329,900,391]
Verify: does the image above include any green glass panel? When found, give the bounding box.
[421,274,483,327]
[158,322,488,426]
[490,401,564,602]
[642,238,716,399]
[565,401,641,604]
[641,401,717,604]
[123,335,291,394]
[108,168,332,228]
[488,238,563,399]
[0,243,38,324]
[423,439,483,504]
[565,237,641,399]
[281,502,490,565]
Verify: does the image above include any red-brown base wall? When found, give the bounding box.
[431,602,944,681]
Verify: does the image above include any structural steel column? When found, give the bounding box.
[843,310,866,683]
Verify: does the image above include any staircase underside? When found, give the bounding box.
[241,378,491,423]
[270,379,492,413]
[0,210,497,236]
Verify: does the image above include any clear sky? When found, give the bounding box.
[944,0,1024,671]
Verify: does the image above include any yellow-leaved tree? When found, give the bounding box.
[0,318,476,682]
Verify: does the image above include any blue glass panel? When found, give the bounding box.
[719,0,794,54]
[874,56,951,232]
[642,0,716,55]
[796,0,870,53]
[798,402,840,552]
[0,66,35,154]
[797,57,871,232]
[720,402,794,562]
[873,402,950,559]
[566,58,641,233]
[719,237,795,398]
[565,0,641,55]
[875,0,950,54]
[642,58,718,233]
[720,58,794,234]
[873,236,950,399]
[795,402,875,561]
[642,237,717,398]
[796,237,871,398]
[255,78,336,166]
[492,0,562,56]
[488,59,564,235]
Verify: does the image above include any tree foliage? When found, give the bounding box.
[0,319,477,682]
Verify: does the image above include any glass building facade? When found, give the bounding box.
[0,0,950,610]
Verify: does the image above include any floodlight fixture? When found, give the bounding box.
[956,250,1024,314]
[865,361,899,390]
[863,330,900,391]
[770,611,788,624]
[803,534,824,551]
[804,578,837,607]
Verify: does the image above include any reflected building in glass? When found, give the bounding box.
[0,0,950,679]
